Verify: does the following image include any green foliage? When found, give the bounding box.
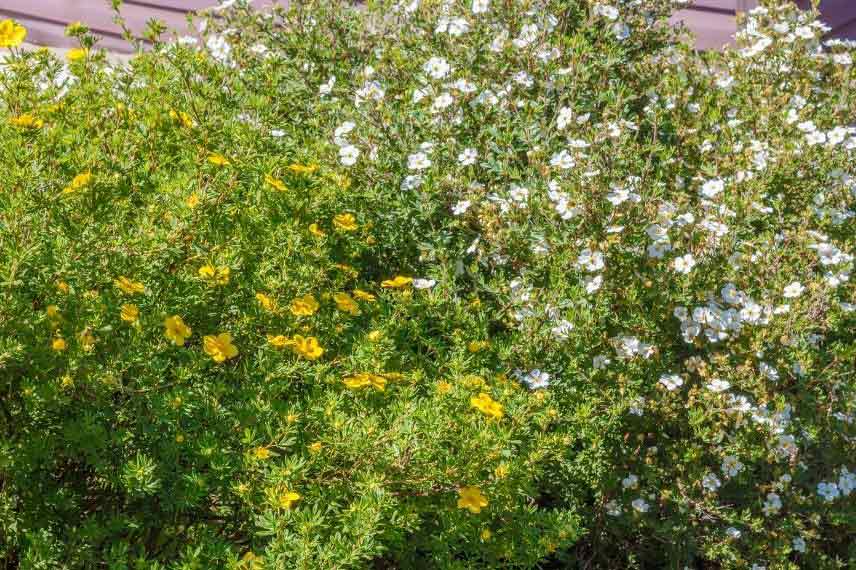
[0,0,854,568]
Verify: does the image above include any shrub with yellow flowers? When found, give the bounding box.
[1,0,854,569]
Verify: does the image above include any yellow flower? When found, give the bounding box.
[255,292,278,313]
[266,334,294,349]
[308,442,323,453]
[51,337,67,352]
[208,153,230,166]
[289,294,319,317]
[468,340,490,353]
[457,486,488,514]
[46,305,60,319]
[308,223,326,237]
[381,275,413,289]
[56,281,70,294]
[287,163,318,174]
[480,529,492,541]
[175,433,185,443]
[62,172,93,195]
[274,488,301,510]
[291,335,324,360]
[470,392,504,419]
[169,109,194,128]
[198,264,230,285]
[60,375,74,389]
[164,315,192,346]
[265,174,287,192]
[115,276,145,295]
[353,289,376,302]
[333,213,358,231]
[494,463,509,479]
[332,292,361,316]
[343,373,387,392]
[120,304,140,323]
[0,20,27,48]
[203,333,239,363]
[66,48,88,62]
[367,330,383,342]
[252,446,272,460]
[436,380,452,395]
[186,193,200,208]
[9,114,43,129]
[78,330,95,351]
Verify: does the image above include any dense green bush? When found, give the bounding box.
[0,0,854,568]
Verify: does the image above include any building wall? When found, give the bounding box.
[1,0,854,53]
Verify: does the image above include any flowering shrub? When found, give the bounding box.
[1,0,854,568]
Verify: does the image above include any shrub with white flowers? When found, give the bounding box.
[0,0,853,568]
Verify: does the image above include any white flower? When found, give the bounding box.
[721,455,744,478]
[792,537,806,553]
[605,500,622,516]
[452,200,471,216]
[673,254,697,274]
[551,319,574,340]
[512,23,539,49]
[550,149,575,170]
[593,4,619,20]
[521,369,551,389]
[706,378,731,392]
[509,184,529,203]
[702,472,721,492]
[431,92,454,113]
[659,373,683,391]
[206,35,232,64]
[338,144,360,166]
[334,121,356,144]
[270,129,285,138]
[762,492,782,515]
[400,174,423,191]
[458,148,478,166]
[557,107,574,130]
[725,527,742,539]
[472,0,490,14]
[412,278,436,289]
[782,281,804,298]
[319,75,336,96]
[407,152,432,170]
[577,249,605,272]
[622,474,639,489]
[631,498,650,513]
[584,274,603,294]
[700,178,725,198]
[423,57,451,80]
[817,482,840,502]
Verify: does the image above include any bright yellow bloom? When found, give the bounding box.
[494,463,509,479]
[255,292,278,313]
[287,163,318,174]
[265,174,287,192]
[208,153,230,166]
[308,441,323,453]
[62,172,93,195]
[66,48,88,62]
[56,281,70,294]
[353,289,376,302]
[186,193,200,208]
[481,529,492,541]
[115,276,145,295]
[169,109,194,128]
[291,335,324,360]
[381,275,413,289]
[332,292,361,316]
[289,294,319,317]
[204,333,239,363]
[78,330,95,351]
[120,304,139,323]
[0,20,27,48]
[274,488,301,510]
[470,392,504,419]
[367,330,383,342]
[198,264,230,285]
[333,213,358,231]
[164,315,191,346]
[436,380,452,394]
[343,373,387,392]
[46,305,60,319]
[308,223,326,237]
[468,340,490,353]
[266,334,294,349]
[9,114,43,129]
[457,486,488,514]
[252,446,271,460]
[51,337,67,352]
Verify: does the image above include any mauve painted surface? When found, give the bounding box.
[0,0,853,53]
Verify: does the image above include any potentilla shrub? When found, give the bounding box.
[0,0,853,568]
